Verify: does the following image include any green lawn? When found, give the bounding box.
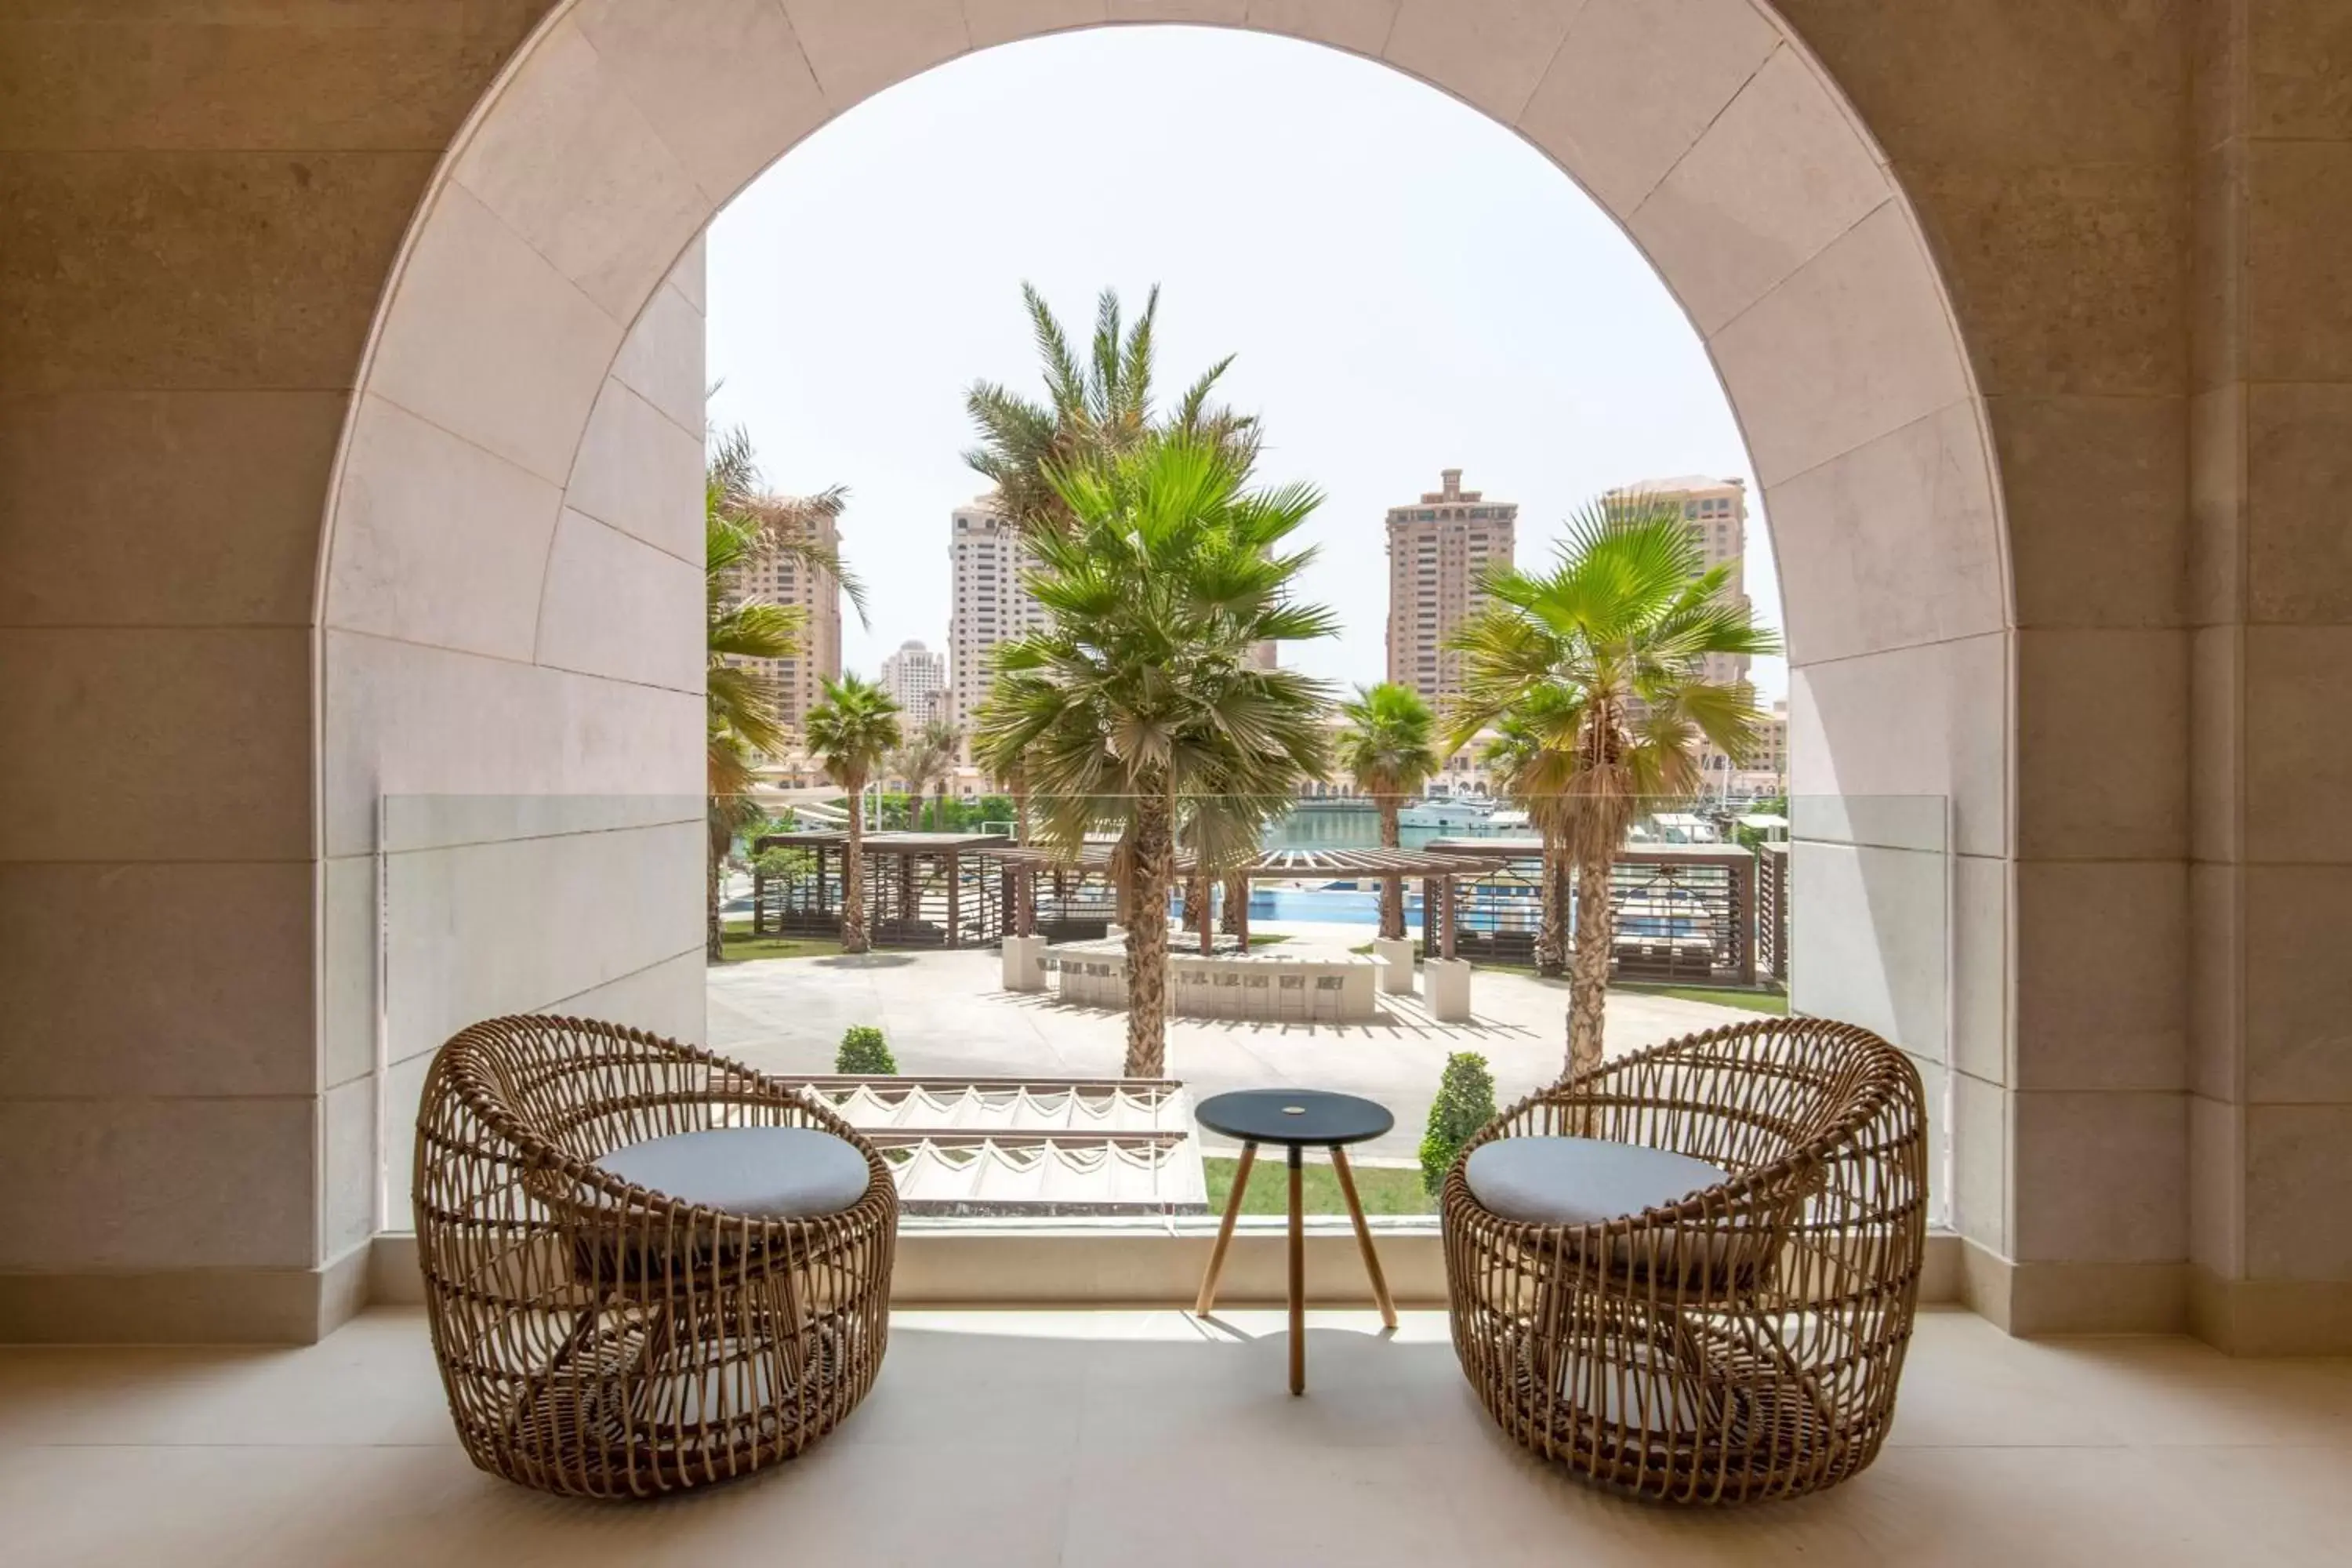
[717,923,844,963]
[1613,982,1788,1014]
[1202,1154,1434,1217]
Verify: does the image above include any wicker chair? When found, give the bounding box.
[413,1015,898,1498]
[1441,1018,1926,1504]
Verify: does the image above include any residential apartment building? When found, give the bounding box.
[1606,474,1753,692]
[1385,468,1516,704]
[880,639,947,728]
[731,504,840,738]
[947,497,1047,732]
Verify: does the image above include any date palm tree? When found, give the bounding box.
[964,283,1261,535]
[802,673,902,955]
[1448,492,1780,1078]
[976,432,1337,1077]
[1336,683,1441,941]
[891,716,964,832]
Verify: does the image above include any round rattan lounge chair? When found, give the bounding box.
[413,1015,897,1498]
[1441,1018,1926,1504]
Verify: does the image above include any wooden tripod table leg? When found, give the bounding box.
[1330,1145,1398,1330]
[1194,1142,1257,1316]
[1287,1142,1305,1396]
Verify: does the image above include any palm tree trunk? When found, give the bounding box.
[841,778,870,954]
[1377,797,1403,940]
[1566,855,1613,1079]
[1123,792,1173,1078]
[1536,831,1566,977]
[707,844,726,963]
[1014,781,1030,845]
[706,806,735,963]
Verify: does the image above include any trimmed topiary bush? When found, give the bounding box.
[1419,1051,1498,1194]
[836,1025,897,1075]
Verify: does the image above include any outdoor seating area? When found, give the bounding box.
[403,1010,1930,1507]
[9,1,2352,1563]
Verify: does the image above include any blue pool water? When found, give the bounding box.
[1192,884,1548,931]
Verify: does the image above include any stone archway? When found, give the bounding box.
[317,1,2011,1302]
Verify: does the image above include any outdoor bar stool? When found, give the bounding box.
[1276,971,1310,1022]
[1441,1018,1926,1504]
[413,1015,898,1499]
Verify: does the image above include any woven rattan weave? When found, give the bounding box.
[1441,1018,1926,1504]
[414,1015,898,1498]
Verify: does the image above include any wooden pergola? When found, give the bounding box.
[749,829,1013,948]
[991,843,1507,957]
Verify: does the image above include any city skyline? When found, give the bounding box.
[706,26,1786,705]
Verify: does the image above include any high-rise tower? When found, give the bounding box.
[1384,468,1517,704]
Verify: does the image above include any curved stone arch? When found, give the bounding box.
[319,1,2013,1157]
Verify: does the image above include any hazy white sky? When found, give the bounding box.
[706,24,1784,702]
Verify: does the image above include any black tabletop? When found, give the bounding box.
[1195,1089,1394,1148]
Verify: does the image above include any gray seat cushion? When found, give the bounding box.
[1464,1136,1730,1226]
[595,1126,871,1219]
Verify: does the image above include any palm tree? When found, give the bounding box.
[1474,689,1581,978]
[1336,683,1440,941]
[705,478,804,963]
[702,426,864,961]
[964,283,1261,536]
[969,705,1034,847]
[1447,493,1780,1078]
[896,717,964,831]
[975,432,1337,1076]
[803,674,903,955]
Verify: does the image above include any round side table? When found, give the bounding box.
[1192,1088,1398,1394]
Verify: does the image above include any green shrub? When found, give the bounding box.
[836,1025,897,1075]
[1419,1051,1498,1194]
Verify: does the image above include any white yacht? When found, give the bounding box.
[1397,797,1495,832]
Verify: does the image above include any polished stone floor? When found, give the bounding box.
[3,1305,2347,1566]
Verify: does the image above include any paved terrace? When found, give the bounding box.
[709,922,1749,1163]
[3,1307,2343,1565]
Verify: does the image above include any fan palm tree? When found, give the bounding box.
[1475,690,1582,978]
[975,432,1337,1077]
[803,673,903,955]
[1336,683,1440,940]
[964,283,1261,536]
[1447,493,1780,1078]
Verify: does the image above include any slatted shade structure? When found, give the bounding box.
[750,830,1011,948]
[1426,837,1760,985]
[992,843,1507,956]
